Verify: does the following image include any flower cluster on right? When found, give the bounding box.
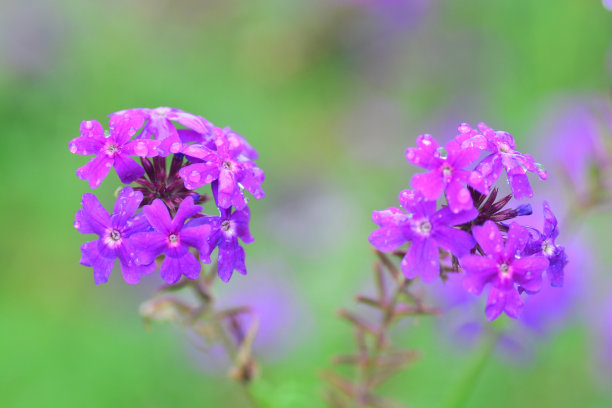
[369,122,568,321]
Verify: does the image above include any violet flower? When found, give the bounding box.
[462,122,547,199]
[132,196,211,284]
[460,221,549,320]
[69,113,160,189]
[406,134,488,213]
[178,127,265,209]
[113,107,213,156]
[75,187,154,284]
[369,189,477,283]
[187,185,254,282]
[523,202,568,287]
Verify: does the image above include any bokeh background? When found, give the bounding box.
[2,0,612,407]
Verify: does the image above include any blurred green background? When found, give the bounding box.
[1,0,612,407]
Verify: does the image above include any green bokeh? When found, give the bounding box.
[1,0,611,407]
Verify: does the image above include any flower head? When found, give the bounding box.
[75,187,154,284]
[460,221,549,320]
[406,135,488,213]
[369,189,477,283]
[132,196,211,284]
[69,113,160,189]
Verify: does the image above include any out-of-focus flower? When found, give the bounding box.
[460,221,549,320]
[75,187,154,284]
[69,114,159,189]
[132,197,211,284]
[369,189,477,283]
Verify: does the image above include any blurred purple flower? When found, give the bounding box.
[369,189,477,283]
[75,187,154,285]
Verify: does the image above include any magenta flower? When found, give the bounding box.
[369,189,477,283]
[69,113,160,189]
[460,221,549,320]
[406,134,487,213]
[112,107,213,156]
[75,187,154,285]
[468,122,547,199]
[523,202,568,287]
[132,196,211,284]
[189,198,254,282]
[178,127,265,209]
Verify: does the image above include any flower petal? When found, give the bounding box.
[113,154,145,184]
[472,221,504,257]
[401,238,439,283]
[130,232,167,265]
[460,254,498,295]
[432,226,475,258]
[80,240,115,285]
[411,171,444,201]
[76,154,113,189]
[445,179,473,214]
[111,187,143,228]
[160,252,201,284]
[78,193,111,235]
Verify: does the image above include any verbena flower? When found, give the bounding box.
[178,127,265,209]
[131,196,211,284]
[460,122,547,199]
[523,202,568,287]
[460,221,549,320]
[112,107,213,156]
[406,134,487,213]
[369,189,477,283]
[69,113,159,188]
[188,184,254,282]
[75,187,154,284]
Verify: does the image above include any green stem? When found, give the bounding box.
[443,333,498,408]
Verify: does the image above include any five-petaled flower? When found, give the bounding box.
[69,113,160,189]
[406,135,488,213]
[132,196,212,284]
[523,202,568,287]
[75,187,154,284]
[369,190,478,283]
[460,221,549,320]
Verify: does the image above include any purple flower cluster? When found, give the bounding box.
[70,107,265,285]
[370,122,567,320]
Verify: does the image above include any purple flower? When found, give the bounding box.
[69,113,160,189]
[75,187,154,284]
[113,107,213,156]
[465,122,547,199]
[178,127,265,209]
[406,134,488,213]
[369,189,477,283]
[523,202,568,287]
[460,221,549,320]
[131,196,211,284]
[188,192,254,282]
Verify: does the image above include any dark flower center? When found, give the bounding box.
[106,143,120,156]
[499,263,511,278]
[222,161,232,170]
[109,229,121,241]
[168,233,178,243]
[221,220,231,232]
[498,143,511,154]
[415,219,432,235]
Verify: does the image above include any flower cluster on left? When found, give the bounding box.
[70,107,265,285]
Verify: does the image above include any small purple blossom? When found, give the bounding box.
[523,202,568,287]
[406,135,488,213]
[459,122,547,199]
[75,187,154,284]
[460,221,549,320]
[178,127,265,209]
[131,196,211,284]
[69,113,160,189]
[369,189,477,283]
[113,107,213,156]
[188,186,254,282]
